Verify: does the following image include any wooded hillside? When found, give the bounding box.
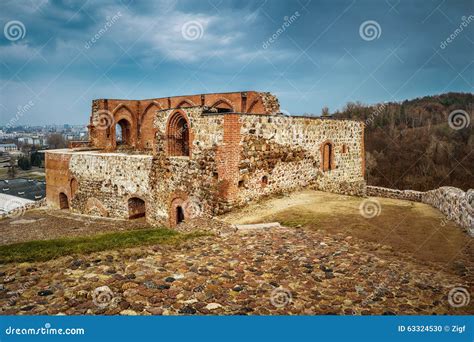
[332,93,473,191]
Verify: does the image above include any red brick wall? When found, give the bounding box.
[216,114,241,201]
[89,91,274,151]
[45,152,72,209]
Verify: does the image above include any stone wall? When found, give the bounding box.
[0,197,46,219]
[366,186,424,202]
[236,115,366,204]
[422,187,473,236]
[367,185,473,236]
[68,152,154,220]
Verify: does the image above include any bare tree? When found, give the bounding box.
[47,134,67,149]
[321,106,330,117]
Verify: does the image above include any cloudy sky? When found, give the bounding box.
[0,0,473,125]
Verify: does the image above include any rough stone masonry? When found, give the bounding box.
[45,91,365,227]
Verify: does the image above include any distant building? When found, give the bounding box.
[0,143,18,152]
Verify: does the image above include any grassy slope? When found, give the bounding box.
[0,228,207,264]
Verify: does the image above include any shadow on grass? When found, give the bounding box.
[0,228,208,264]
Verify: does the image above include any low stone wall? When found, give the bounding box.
[422,187,473,236]
[366,186,424,202]
[367,185,473,236]
[0,198,46,219]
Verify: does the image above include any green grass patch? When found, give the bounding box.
[0,228,208,264]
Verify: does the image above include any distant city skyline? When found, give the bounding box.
[1,0,473,125]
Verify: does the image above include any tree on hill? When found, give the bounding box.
[333,92,473,191]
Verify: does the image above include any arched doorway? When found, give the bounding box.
[116,119,132,146]
[59,192,69,209]
[176,205,185,224]
[128,197,145,219]
[167,112,190,156]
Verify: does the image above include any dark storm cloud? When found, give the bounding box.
[0,0,472,125]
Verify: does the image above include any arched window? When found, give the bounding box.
[167,112,190,156]
[116,119,132,146]
[128,197,146,219]
[322,142,334,172]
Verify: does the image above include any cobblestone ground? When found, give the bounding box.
[1,227,472,315]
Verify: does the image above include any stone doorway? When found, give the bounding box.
[128,197,146,219]
[59,192,69,209]
[176,206,185,224]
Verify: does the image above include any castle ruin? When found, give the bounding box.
[45,91,366,227]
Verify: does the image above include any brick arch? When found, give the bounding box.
[127,195,146,219]
[165,110,192,157]
[176,99,196,108]
[247,99,260,113]
[168,192,189,227]
[112,105,137,148]
[59,192,69,209]
[320,139,336,172]
[210,98,234,112]
[140,102,162,150]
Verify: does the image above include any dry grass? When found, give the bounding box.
[221,190,473,270]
